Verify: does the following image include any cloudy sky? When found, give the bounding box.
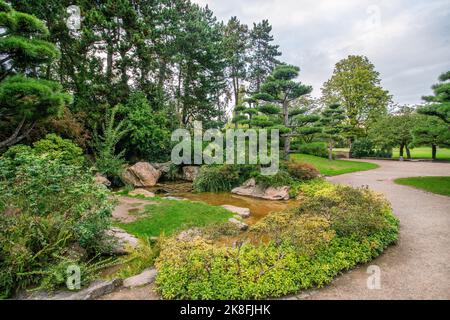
[193,0,450,105]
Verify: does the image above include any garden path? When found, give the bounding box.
[288,160,450,300]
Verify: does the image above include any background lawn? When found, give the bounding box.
[117,198,233,238]
[291,154,378,176]
[394,176,450,196]
[334,147,450,161]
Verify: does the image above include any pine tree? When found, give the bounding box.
[0,1,70,148]
[419,71,450,125]
[248,20,281,92]
[320,104,346,160]
[224,17,249,109]
[253,64,313,160]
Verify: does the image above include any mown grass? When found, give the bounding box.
[291,154,378,176]
[334,147,450,161]
[116,197,234,238]
[394,176,450,196]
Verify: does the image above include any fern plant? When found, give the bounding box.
[92,105,129,182]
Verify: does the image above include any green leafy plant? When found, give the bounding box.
[92,105,129,183]
[154,182,399,300]
[0,146,114,297]
[284,161,319,181]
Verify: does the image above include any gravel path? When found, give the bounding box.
[290,160,450,300]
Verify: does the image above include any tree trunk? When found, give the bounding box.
[432,144,437,160]
[284,135,290,161]
[399,144,404,157]
[406,146,411,159]
[283,101,290,160]
[328,142,333,161]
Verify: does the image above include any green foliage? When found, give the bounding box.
[112,239,159,279]
[252,169,293,188]
[121,92,171,162]
[0,146,114,297]
[350,138,374,158]
[368,107,417,158]
[92,105,128,183]
[0,3,69,148]
[296,142,329,158]
[33,134,85,166]
[193,165,253,192]
[155,183,399,299]
[284,161,319,181]
[419,70,450,124]
[321,55,392,138]
[296,185,393,239]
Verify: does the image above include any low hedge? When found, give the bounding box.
[154,182,399,299]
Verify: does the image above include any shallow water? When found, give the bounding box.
[145,181,297,225]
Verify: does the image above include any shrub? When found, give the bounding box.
[252,169,293,188]
[284,161,319,181]
[193,165,256,192]
[92,105,128,184]
[155,210,398,299]
[154,182,399,300]
[296,185,392,238]
[33,133,85,166]
[350,138,374,158]
[296,142,329,158]
[0,148,114,297]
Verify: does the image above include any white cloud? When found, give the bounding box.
[193,0,450,105]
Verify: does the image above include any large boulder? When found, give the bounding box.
[182,166,200,182]
[231,178,290,201]
[122,162,161,187]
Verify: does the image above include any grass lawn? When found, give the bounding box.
[334,147,450,161]
[291,154,378,176]
[392,147,450,161]
[394,176,450,196]
[117,198,233,238]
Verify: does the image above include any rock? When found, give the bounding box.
[106,227,139,254]
[94,173,111,187]
[263,186,290,201]
[122,162,162,187]
[20,279,123,300]
[150,162,171,175]
[176,228,203,241]
[228,218,248,231]
[123,268,157,288]
[221,205,250,218]
[182,166,200,182]
[128,188,155,198]
[231,178,290,201]
[164,196,188,201]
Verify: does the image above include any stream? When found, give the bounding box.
[144,181,297,225]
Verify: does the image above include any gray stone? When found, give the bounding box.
[228,218,248,231]
[106,227,139,254]
[231,178,290,201]
[165,196,188,201]
[21,279,123,300]
[123,268,157,288]
[221,205,250,218]
[128,188,155,198]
